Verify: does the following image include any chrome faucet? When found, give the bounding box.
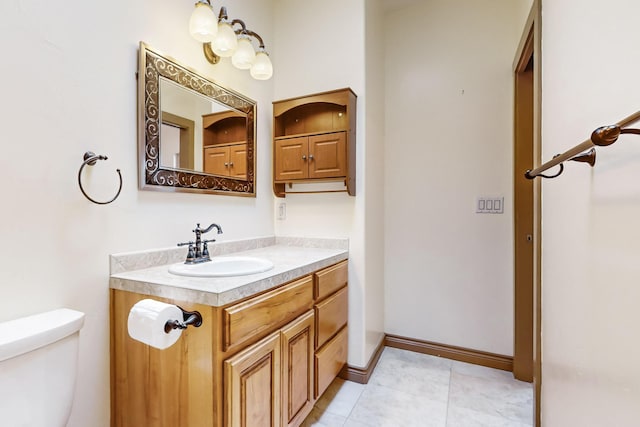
[177,223,223,264]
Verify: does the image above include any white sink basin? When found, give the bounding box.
[168,256,274,278]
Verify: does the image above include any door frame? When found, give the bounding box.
[513,1,542,425]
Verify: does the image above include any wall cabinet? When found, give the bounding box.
[110,261,348,427]
[272,88,356,197]
[203,111,247,179]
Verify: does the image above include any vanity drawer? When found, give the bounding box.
[223,276,313,351]
[314,326,348,399]
[314,261,348,301]
[315,286,348,349]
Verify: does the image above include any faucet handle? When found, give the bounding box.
[177,241,196,264]
[202,239,216,260]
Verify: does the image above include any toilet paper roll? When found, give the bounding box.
[127,299,183,350]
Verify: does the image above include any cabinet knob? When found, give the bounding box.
[302,155,307,160]
[229,162,234,167]
[309,154,314,160]
[224,162,229,167]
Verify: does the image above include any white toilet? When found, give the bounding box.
[0,308,85,427]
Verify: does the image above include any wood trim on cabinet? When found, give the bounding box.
[314,286,348,350]
[314,260,348,301]
[273,88,356,118]
[223,275,313,351]
[281,311,315,427]
[314,326,348,399]
[385,334,513,372]
[224,331,281,427]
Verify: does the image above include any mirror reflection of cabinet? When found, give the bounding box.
[273,88,356,197]
[202,111,247,179]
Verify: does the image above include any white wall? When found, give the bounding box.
[541,0,640,424]
[272,0,385,367]
[0,1,274,425]
[363,0,387,361]
[383,0,528,356]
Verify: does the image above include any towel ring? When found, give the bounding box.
[78,151,123,205]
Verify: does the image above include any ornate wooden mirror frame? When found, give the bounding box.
[138,42,256,196]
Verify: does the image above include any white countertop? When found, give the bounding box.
[109,237,348,306]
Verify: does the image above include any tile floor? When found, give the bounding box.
[302,347,533,427]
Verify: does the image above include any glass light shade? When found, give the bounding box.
[212,21,238,57]
[188,3,218,42]
[250,50,273,80]
[231,36,256,69]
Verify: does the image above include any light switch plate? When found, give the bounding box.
[277,202,286,220]
[476,196,504,214]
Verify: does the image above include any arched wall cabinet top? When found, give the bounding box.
[272,88,357,117]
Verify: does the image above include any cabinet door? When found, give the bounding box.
[229,143,247,179]
[274,136,308,181]
[281,311,315,427]
[308,132,346,179]
[225,331,281,427]
[204,146,229,176]
[314,326,348,399]
[315,286,348,350]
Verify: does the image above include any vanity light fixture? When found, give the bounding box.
[188,1,273,80]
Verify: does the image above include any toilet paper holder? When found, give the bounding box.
[164,306,203,333]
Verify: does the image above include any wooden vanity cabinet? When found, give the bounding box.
[202,111,247,179]
[272,88,356,197]
[110,261,348,427]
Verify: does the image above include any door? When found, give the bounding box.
[275,137,308,181]
[224,331,281,427]
[308,132,346,179]
[204,146,229,176]
[513,51,534,383]
[281,311,315,427]
[229,143,248,179]
[513,5,541,414]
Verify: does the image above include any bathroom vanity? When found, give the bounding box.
[109,237,348,427]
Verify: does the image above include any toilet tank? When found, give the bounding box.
[0,308,85,427]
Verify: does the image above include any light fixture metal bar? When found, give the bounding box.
[202,42,220,64]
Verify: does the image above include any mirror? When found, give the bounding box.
[138,42,256,196]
